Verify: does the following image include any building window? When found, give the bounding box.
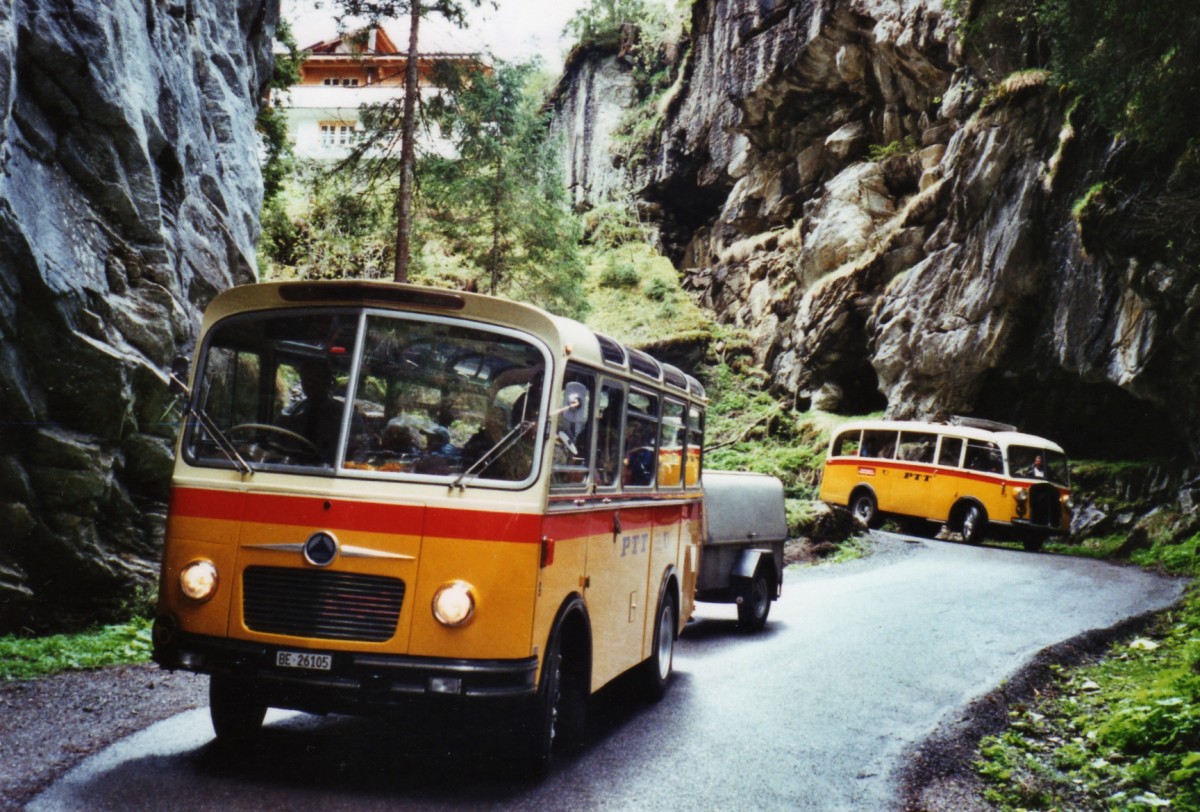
[341,78,360,87]
[319,122,356,147]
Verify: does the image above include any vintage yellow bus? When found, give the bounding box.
[817,418,1073,550]
[152,280,708,775]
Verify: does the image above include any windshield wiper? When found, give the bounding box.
[450,420,534,491]
[170,370,253,476]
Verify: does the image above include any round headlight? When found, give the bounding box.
[1014,488,1028,503]
[179,560,218,602]
[432,581,476,627]
[1062,494,1075,510]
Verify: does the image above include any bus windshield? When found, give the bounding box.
[183,308,548,483]
[1008,445,1069,485]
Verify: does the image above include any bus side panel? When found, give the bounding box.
[819,458,890,509]
[535,510,598,681]
[643,503,683,660]
[586,505,654,691]
[677,500,700,627]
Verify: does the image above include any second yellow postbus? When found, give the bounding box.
[818,418,1073,550]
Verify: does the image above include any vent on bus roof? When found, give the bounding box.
[949,415,1018,432]
[627,348,662,380]
[280,282,465,310]
[662,363,688,391]
[595,333,627,366]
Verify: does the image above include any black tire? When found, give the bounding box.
[1022,534,1046,552]
[512,622,586,779]
[209,675,266,745]
[959,503,987,545]
[737,569,772,633]
[638,592,676,702]
[850,490,879,528]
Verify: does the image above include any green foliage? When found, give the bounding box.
[419,60,589,317]
[867,136,918,162]
[259,19,304,204]
[975,536,1200,811]
[564,0,674,54]
[0,619,153,681]
[1036,0,1200,154]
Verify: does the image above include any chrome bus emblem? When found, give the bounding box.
[303,532,339,567]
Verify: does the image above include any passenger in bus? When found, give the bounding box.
[1027,455,1046,478]
[624,421,657,486]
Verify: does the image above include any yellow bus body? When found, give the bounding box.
[153,281,705,772]
[817,419,1072,549]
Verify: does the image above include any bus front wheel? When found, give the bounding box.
[209,675,266,746]
[514,623,586,778]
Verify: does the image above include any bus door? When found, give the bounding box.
[858,428,899,510]
[586,383,657,688]
[889,430,939,515]
[931,435,966,518]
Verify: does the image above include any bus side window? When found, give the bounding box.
[623,390,659,488]
[658,400,686,488]
[898,431,937,463]
[938,436,964,467]
[965,441,1002,473]
[594,382,624,488]
[832,430,861,457]
[861,430,897,459]
[552,369,594,489]
[685,405,703,486]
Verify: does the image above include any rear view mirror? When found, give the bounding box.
[559,382,589,428]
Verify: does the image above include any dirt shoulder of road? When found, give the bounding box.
[0,664,206,812]
[896,608,1169,812]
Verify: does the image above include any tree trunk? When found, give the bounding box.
[393,0,421,283]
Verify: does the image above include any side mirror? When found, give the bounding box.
[559,382,589,429]
[168,356,191,397]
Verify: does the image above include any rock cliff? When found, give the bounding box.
[551,0,1198,463]
[0,0,276,630]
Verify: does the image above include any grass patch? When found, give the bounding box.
[975,533,1200,811]
[0,618,154,681]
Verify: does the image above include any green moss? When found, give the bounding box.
[0,618,154,681]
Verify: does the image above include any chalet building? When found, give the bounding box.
[282,25,479,160]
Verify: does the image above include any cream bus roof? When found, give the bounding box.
[832,418,1066,454]
[200,280,705,401]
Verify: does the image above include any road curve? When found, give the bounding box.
[31,535,1186,811]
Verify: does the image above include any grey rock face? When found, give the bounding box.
[551,0,1197,460]
[0,0,276,630]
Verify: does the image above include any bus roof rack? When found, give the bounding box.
[949,415,1018,433]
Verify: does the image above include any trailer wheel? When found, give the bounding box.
[209,675,266,746]
[737,568,772,632]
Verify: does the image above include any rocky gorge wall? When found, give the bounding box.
[551,0,1200,467]
[0,0,277,630]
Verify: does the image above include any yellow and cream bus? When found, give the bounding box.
[817,417,1073,550]
[152,280,709,775]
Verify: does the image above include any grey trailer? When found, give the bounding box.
[697,470,788,631]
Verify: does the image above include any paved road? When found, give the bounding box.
[31,535,1186,811]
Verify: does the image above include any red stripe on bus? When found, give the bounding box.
[169,487,541,543]
[823,457,1063,491]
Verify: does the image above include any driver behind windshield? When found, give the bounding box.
[283,360,356,462]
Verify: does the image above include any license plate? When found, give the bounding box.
[275,650,332,671]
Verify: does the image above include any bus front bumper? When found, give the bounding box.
[153,630,538,709]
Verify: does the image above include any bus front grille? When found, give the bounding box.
[243,566,405,642]
[1027,483,1062,528]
